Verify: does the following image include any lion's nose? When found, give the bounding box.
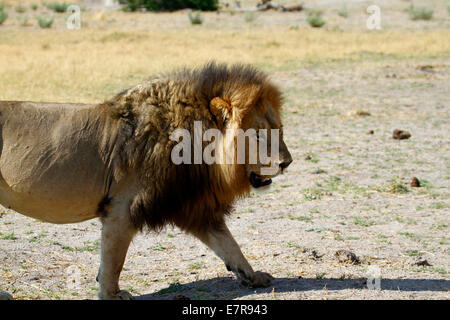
[279,158,293,170]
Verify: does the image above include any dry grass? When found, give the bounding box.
[1,28,449,103]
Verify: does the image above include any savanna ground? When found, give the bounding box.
[0,0,449,300]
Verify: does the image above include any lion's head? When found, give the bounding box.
[206,64,293,191]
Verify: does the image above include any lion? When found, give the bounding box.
[0,62,292,300]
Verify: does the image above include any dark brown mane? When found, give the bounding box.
[102,62,282,236]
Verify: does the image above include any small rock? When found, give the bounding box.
[411,177,421,187]
[367,130,374,135]
[256,1,279,11]
[413,259,432,267]
[335,250,361,265]
[281,3,304,12]
[393,129,411,140]
[416,65,435,73]
[173,295,191,300]
[0,291,13,300]
[310,250,324,260]
[353,109,371,117]
[304,155,312,161]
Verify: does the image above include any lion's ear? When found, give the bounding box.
[209,97,232,130]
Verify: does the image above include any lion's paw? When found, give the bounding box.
[99,290,134,300]
[240,271,274,288]
[0,291,13,300]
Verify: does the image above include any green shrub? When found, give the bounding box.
[15,3,27,13]
[337,7,348,18]
[0,3,3,11]
[0,10,7,25]
[31,3,38,11]
[120,0,218,12]
[45,2,69,13]
[407,5,433,20]
[37,15,54,28]
[244,11,257,23]
[188,10,203,24]
[307,10,326,28]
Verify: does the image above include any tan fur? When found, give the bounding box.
[0,62,292,299]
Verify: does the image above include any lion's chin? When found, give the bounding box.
[249,172,272,188]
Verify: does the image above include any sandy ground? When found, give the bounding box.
[0,0,449,300]
[1,57,448,300]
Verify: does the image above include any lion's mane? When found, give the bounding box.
[100,62,282,235]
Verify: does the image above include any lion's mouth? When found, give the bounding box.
[250,172,272,188]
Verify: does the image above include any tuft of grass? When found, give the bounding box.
[315,272,326,279]
[188,11,203,25]
[153,243,166,251]
[188,262,203,270]
[288,215,313,222]
[387,179,409,194]
[1,232,17,240]
[307,10,326,28]
[77,240,99,252]
[405,250,421,257]
[337,7,348,18]
[429,202,447,210]
[433,268,448,275]
[286,241,302,249]
[353,217,376,227]
[0,10,7,25]
[312,168,327,174]
[407,5,433,21]
[36,15,54,28]
[398,232,417,239]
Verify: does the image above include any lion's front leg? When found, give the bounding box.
[194,222,274,288]
[97,200,137,300]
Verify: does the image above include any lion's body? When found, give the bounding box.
[0,63,292,299]
[0,101,109,223]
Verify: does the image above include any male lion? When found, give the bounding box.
[0,62,292,300]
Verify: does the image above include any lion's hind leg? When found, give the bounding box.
[193,222,274,288]
[97,198,137,300]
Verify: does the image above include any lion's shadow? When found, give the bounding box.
[135,276,450,300]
